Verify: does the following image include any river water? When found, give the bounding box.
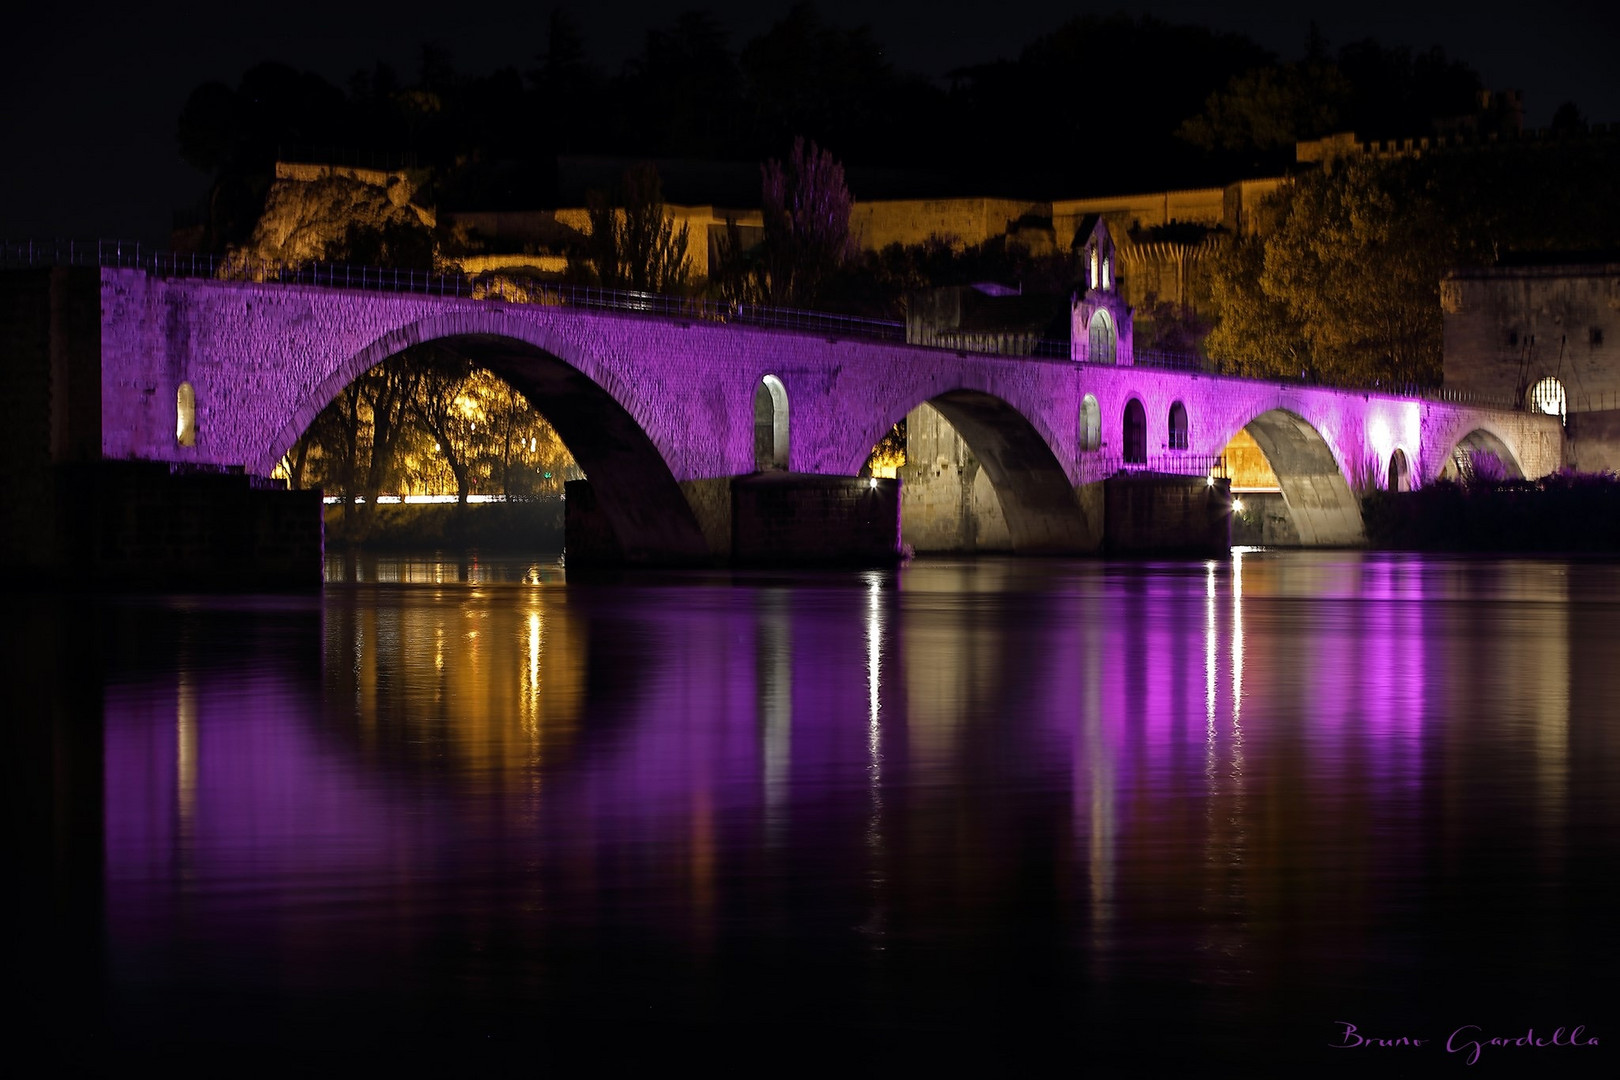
[10,550,1619,1073]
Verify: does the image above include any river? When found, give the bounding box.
[9,550,1617,1073]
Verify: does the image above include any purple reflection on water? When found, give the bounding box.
[86,554,1620,1067]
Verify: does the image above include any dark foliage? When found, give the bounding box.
[1363,474,1620,551]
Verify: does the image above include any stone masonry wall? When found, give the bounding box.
[1442,265,1620,409]
[93,268,1565,558]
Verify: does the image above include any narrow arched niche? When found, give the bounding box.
[1168,401,1189,451]
[754,374,789,470]
[176,382,197,447]
[1079,394,1101,452]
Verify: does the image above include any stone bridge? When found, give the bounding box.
[75,266,1565,560]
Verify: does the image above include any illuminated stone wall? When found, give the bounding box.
[86,267,1564,559]
[898,402,1012,553]
[1442,263,1620,411]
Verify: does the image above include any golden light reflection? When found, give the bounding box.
[177,671,198,836]
[521,609,544,739]
[340,594,585,776]
[863,571,888,945]
[1231,548,1245,738]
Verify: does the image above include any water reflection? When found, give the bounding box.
[34,553,1615,1067]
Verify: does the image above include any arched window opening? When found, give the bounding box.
[176,381,197,447]
[1101,254,1112,291]
[1087,309,1116,365]
[754,374,789,470]
[1079,394,1101,452]
[1088,243,1099,290]
[1168,401,1189,451]
[1529,376,1566,422]
[1123,399,1147,464]
[1388,448,1411,492]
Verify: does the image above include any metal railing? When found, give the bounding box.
[0,240,1567,412]
[1,239,907,341]
[1084,453,1224,478]
[1571,390,1620,413]
[1131,348,1209,372]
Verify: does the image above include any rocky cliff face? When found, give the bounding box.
[237,166,436,265]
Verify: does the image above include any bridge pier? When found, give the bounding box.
[1103,473,1232,556]
[566,475,903,567]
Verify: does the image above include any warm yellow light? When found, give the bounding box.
[1232,498,1245,513]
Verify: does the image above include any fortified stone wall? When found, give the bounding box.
[1566,411,1620,473]
[847,198,1048,252]
[1442,264,1620,409]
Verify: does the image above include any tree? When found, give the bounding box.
[574,162,692,293]
[406,348,479,508]
[1176,61,1351,154]
[619,10,743,157]
[1205,156,1457,387]
[758,138,855,306]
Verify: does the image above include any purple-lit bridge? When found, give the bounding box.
[92,265,1562,559]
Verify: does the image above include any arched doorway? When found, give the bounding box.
[1529,376,1566,423]
[1387,448,1411,492]
[1123,399,1146,464]
[754,374,789,470]
[1087,310,1117,365]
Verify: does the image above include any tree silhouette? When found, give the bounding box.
[759,138,854,306]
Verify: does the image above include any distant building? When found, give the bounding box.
[1442,257,1620,472]
[1442,258,1620,412]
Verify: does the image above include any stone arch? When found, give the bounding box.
[1168,400,1189,451]
[1088,309,1117,365]
[1123,398,1147,463]
[1228,408,1365,546]
[885,389,1094,553]
[176,381,197,447]
[754,374,789,470]
[1438,429,1526,483]
[1388,447,1411,492]
[266,319,710,563]
[1079,394,1101,452]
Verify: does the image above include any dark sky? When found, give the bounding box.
[3,0,1615,243]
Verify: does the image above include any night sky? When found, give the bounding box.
[3,0,1616,243]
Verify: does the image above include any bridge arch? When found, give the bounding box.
[264,315,710,563]
[1224,408,1365,546]
[855,388,1094,554]
[1438,428,1526,482]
